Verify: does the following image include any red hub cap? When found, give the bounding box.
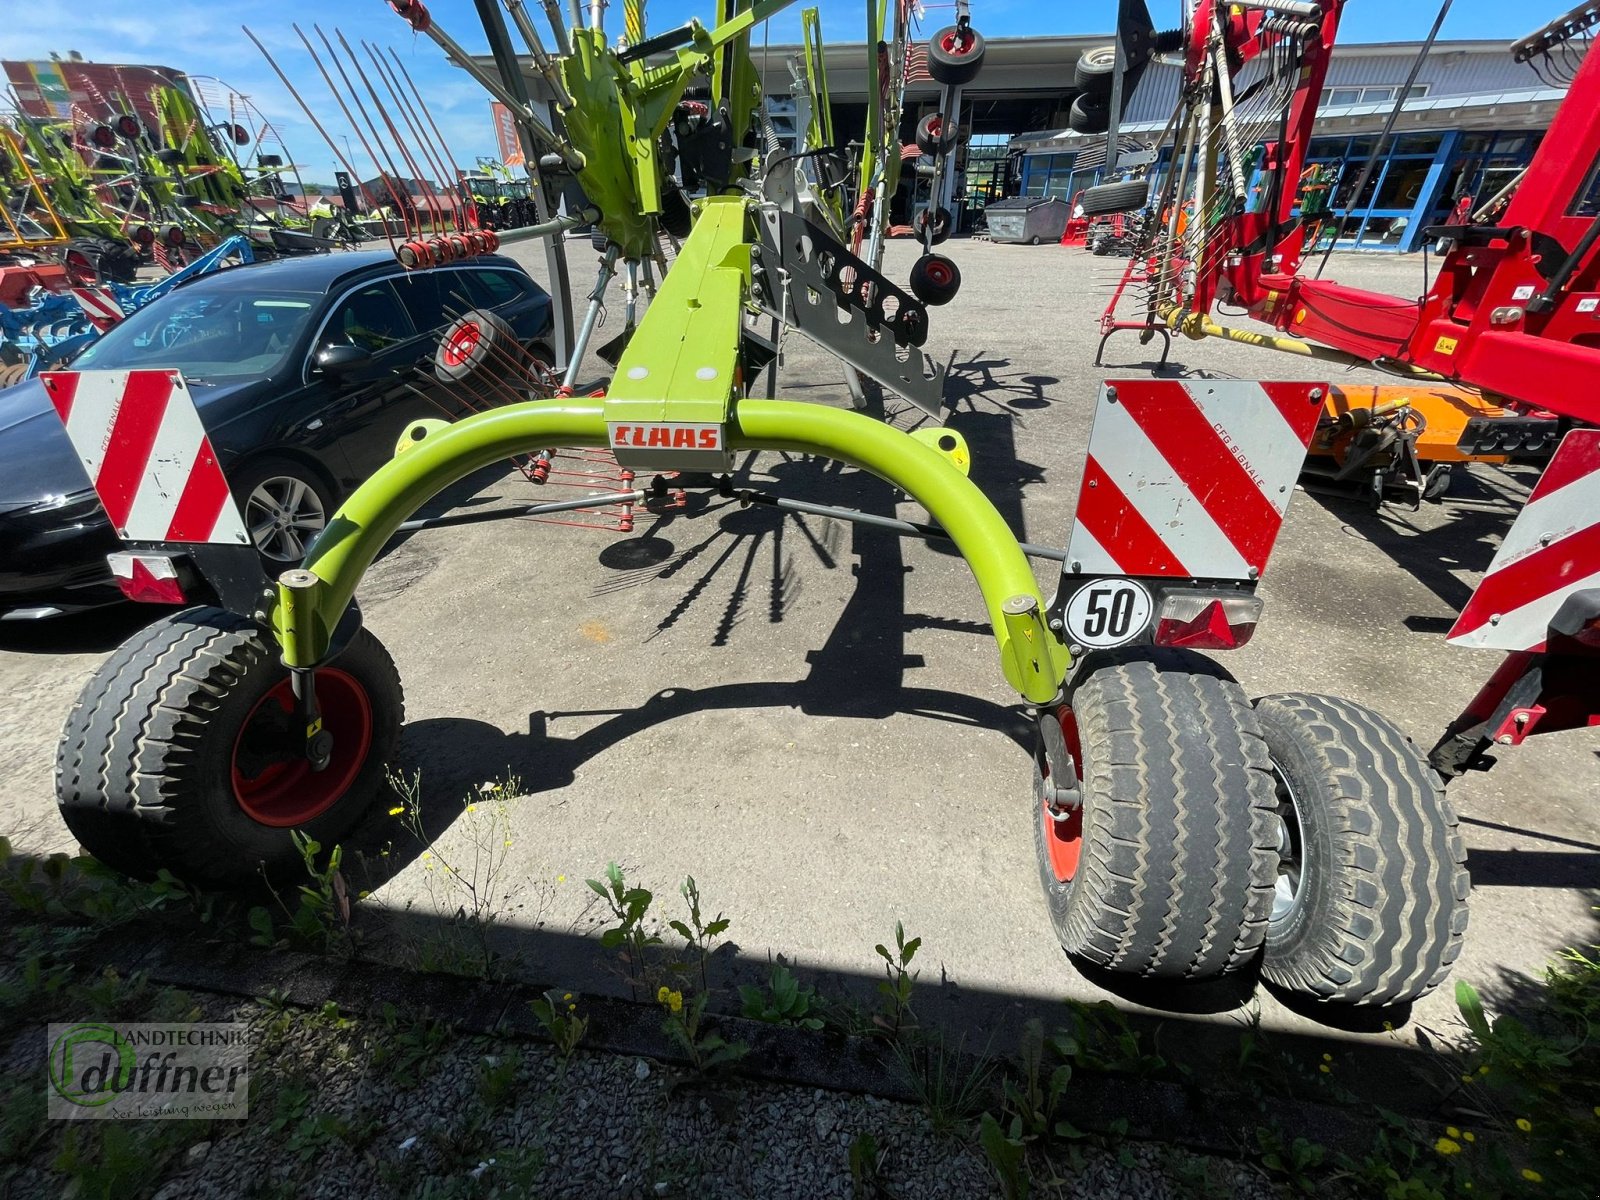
[441,321,481,367]
[924,259,953,287]
[940,30,974,55]
[1041,707,1084,883]
[231,669,373,827]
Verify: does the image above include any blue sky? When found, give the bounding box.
[6,1,1539,182]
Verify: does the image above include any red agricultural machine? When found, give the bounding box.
[1084,0,1600,784]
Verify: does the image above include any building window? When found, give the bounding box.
[1323,83,1428,107]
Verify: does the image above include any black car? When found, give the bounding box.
[0,250,553,619]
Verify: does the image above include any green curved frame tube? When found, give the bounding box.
[274,397,1069,703]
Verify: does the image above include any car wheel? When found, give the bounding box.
[232,457,333,566]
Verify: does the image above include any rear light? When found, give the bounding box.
[1153,589,1264,650]
[107,553,188,606]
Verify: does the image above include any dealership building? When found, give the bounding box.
[490,32,1558,252]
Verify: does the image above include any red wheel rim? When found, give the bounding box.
[441,321,481,367]
[116,114,141,139]
[940,30,973,55]
[231,669,373,827]
[1041,707,1084,883]
[924,259,953,287]
[927,117,943,139]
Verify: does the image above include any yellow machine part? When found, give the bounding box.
[1314,385,1515,465]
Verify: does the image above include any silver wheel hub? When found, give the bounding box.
[1270,764,1305,924]
[245,475,327,564]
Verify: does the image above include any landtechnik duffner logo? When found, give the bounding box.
[46,1022,250,1120]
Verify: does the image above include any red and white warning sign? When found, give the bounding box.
[1449,429,1600,651]
[41,369,248,545]
[70,286,125,333]
[1065,380,1322,581]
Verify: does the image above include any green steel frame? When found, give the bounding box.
[271,192,1070,705]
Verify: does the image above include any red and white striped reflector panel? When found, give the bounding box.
[70,286,125,333]
[1065,381,1322,581]
[1448,429,1600,651]
[40,369,248,545]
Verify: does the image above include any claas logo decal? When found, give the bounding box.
[608,423,722,451]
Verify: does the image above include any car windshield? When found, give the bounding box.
[70,289,322,381]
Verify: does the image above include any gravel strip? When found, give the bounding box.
[4,992,1287,1199]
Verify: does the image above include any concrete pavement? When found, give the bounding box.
[2,237,1595,1047]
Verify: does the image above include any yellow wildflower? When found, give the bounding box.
[1321,1053,1332,1062]
[1479,1065,1490,1076]
[567,1003,576,1012]
[388,806,405,816]
[657,986,671,1005]
[668,990,683,1013]
[421,851,432,860]
[358,890,370,900]
[467,804,477,814]
[1521,1169,1542,1183]
[503,840,513,848]
[1435,1137,1462,1157]
[563,993,573,1002]
[1516,1118,1533,1133]
[557,874,566,883]
[1447,1127,1461,1139]
[1463,1131,1475,1143]
[1461,1074,1474,1084]
[1318,1064,1330,1074]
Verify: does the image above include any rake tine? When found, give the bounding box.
[335,28,444,235]
[292,24,412,236]
[387,49,474,198]
[311,25,416,238]
[363,41,457,232]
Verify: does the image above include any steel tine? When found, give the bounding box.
[363,41,457,232]
[301,25,414,235]
[387,49,474,198]
[335,28,444,235]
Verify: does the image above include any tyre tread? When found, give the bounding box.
[1255,692,1469,1005]
[1040,650,1277,979]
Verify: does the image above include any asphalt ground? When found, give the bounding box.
[2,236,1596,1049]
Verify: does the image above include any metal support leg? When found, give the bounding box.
[622,258,641,334]
[562,245,620,392]
[843,366,868,410]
